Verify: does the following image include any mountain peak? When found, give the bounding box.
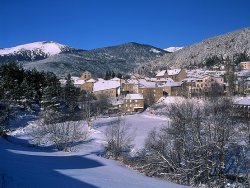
[0,41,69,56]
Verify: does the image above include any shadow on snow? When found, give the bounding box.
[0,139,104,188]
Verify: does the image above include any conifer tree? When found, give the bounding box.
[40,78,62,125]
[64,74,79,117]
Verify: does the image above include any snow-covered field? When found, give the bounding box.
[0,112,186,188]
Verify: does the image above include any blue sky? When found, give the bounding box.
[1,0,250,49]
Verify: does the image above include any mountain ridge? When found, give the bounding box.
[7,42,168,77]
[1,27,250,77]
[144,27,250,72]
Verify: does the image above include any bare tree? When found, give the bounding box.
[132,98,249,187]
[31,121,89,151]
[104,116,134,159]
[225,57,236,96]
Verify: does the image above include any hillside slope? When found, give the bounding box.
[22,42,167,77]
[140,27,250,73]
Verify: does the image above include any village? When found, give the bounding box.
[59,61,250,115]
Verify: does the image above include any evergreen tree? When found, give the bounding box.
[111,71,116,78]
[0,101,9,136]
[117,72,123,79]
[40,77,62,125]
[64,74,79,118]
[105,71,111,80]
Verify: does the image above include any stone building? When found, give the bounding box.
[119,94,144,113]
[80,71,92,80]
[240,61,250,70]
[156,69,187,81]
[93,80,121,98]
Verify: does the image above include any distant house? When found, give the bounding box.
[156,69,187,81]
[83,78,96,92]
[234,97,250,119]
[121,79,139,94]
[80,71,92,80]
[138,79,172,102]
[183,75,224,97]
[74,79,85,89]
[93,80,121,98]
[240,61,250,70]
[119,94,144,113]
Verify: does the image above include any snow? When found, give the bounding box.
[110,77,121,81]
[167,69,181,75]
[127,79,139,85]
[156,70,166,77]
[86,79,96,83]
[93,80,120,92]
[74,79,85,85]
[125,94,143,100]
[156,69,181,76]
[234,97,250,106]
[138,79,157,88]
[164,47,183,53]
[0,41,66,56]
[0,113,186,188]
[156,77,174,82]
[156,96,185,105]
[150,48,161,53]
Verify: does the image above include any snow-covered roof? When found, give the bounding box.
[125,94,144,100]
[160,81,182,87]
[71,76,80,81]
[138,79,157,88]
[167,69,181,75]
[86,78,96,83]
[126,79,139,85]
[240,61,250,64]
[110,77,121,81]
[74,79,85,85]
[156,78,174,83]
[234,97,250,106]
[156,70,166,77]
[93,80,120,92]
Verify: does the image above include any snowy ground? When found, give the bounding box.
[0,112,186,188]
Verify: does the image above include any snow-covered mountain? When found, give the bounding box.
[164,47,183,53]
[0,41,71,61]
[0,42,167,77]
[135,27,250,75]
